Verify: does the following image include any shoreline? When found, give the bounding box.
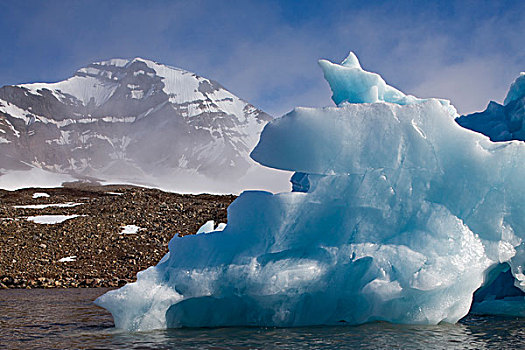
[0,184,236,289]
[0,276,124,289]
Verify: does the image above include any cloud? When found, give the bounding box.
[0,0,523,116]
[324,1,525,114]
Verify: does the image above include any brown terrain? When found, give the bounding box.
[0,183,236,289]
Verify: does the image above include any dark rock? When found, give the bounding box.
[0,184,235,289]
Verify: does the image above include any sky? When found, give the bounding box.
[0,0,523,116]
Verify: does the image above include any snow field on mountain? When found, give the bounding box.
[22,75,119,107]
[0,57,289,193]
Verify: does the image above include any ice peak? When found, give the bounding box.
[504,72,525,106]
[318,51,453,114]
[341,52,361,68]
[318,52,414,105]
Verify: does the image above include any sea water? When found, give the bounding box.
[1,289,523,349]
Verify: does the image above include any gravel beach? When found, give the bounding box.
[0,184,236,289]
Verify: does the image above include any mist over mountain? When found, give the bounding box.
[0,58,290,193]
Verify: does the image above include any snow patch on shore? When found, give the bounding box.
[58,256,77,263]
[27,215,81,224]
[14,202,83,209]
[120,225,142,234]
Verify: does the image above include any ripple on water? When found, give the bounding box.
[1,288,524,349]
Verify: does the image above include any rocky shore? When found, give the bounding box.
[0,184,236,289]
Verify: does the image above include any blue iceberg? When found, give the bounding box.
[96,53,525,331]
[456,72,525,141]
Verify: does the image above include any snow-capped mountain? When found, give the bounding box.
[0,58,289,193]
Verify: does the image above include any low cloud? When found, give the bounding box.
[0,0,523,116]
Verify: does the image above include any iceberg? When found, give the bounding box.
[456,72,525,141]
[95,52,525,331]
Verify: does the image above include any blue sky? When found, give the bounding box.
[0,0,523,116]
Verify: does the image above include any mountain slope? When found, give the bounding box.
[0,58,289,193]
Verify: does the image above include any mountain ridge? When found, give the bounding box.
[0,57,289,193]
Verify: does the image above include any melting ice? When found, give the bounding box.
[96,53,525,331]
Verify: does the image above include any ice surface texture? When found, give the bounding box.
[504,72,525,106]
[96,53,525,331]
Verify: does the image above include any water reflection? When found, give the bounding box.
[1,289,523,349]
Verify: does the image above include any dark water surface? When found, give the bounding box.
[1,288,524,349]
